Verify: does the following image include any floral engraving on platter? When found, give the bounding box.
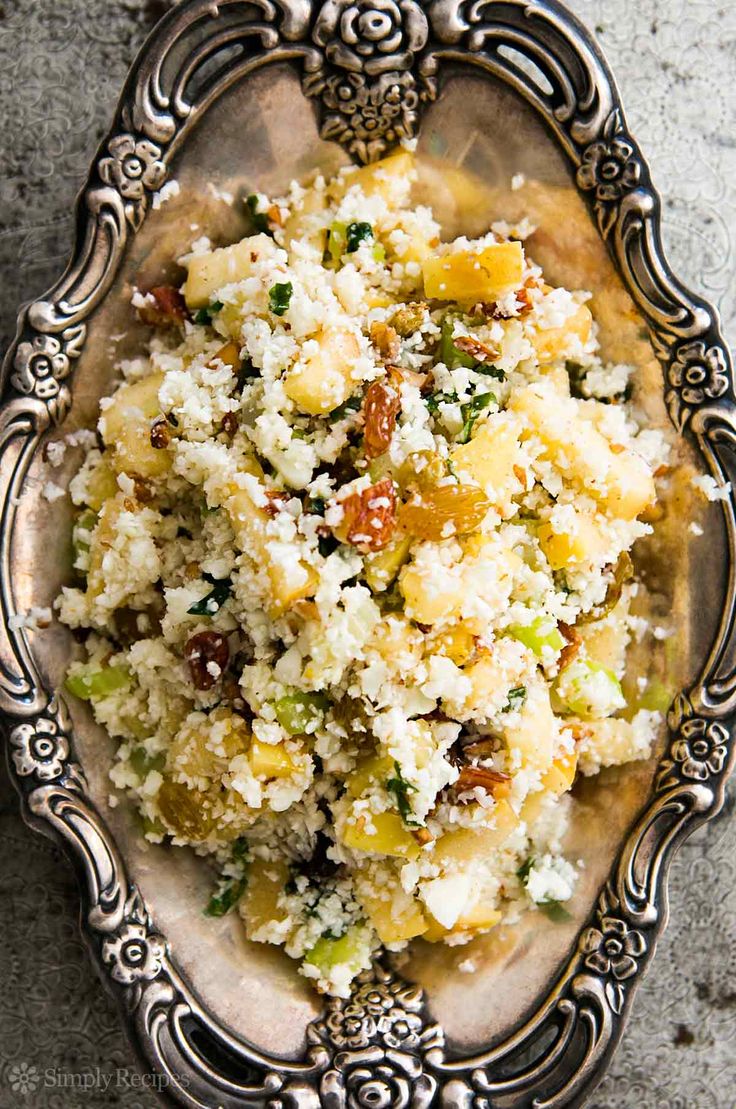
[10,699,71,782]
[309,963,442,1109]
[99,133,166,229]
[665,340,730,428]
[306,0,432,162]
[11,326,84,403]
[576,110,642,239]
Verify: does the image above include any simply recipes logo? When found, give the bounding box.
[3,1061,190,1098]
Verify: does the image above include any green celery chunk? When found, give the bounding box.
[65,664,130,700]
[508,616,565,656]
[273,691,329,735]
[304,924,370,974]
[268,282,293,317]
[440,316,477,370]
[553,658,625,719]
[130,747,166,778]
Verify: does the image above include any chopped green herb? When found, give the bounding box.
[187,573,232,616]
[129,747,166,778]
[205,876,247,917]
[457,392,495,444]
[231,837,250,863]
[193,300,224,326]
[306,496,326,516]
[330,393,362,419]
[425,390,458,416]
[539,900,573,923]
[246,194,271,234]
[475,364,506,380]
[440,316,477,370]
[268,282,293,317]
[318,534,339,558]
[503,686,527,712]
[345,221,374,253]
[386,761,420,826]
[446,459,459,480]
[517,856,535,884]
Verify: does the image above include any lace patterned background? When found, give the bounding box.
[0,1,734,1106]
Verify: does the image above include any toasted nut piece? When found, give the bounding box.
[332,477,397,552]
[150,419,172,450]
[453,335,501,364]
[363,379,402,459]
[455,765,511,794]
[137,285,189,327]
[412,827,434,846]
[558,622,581,671]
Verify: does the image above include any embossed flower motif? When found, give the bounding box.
[99,134,165,202]
[314,0,428,76]
[10,714,69,781]
[101,921,165,986]
[321,70,419,161]
[326,1002,378,1049]
[577,135,640,202]
[671,718,728,781]
[581,916,646,981]
[13,334,70,400]
[667,341,729,406]
[378,1010,423,1051]
[342,1062,414,1109]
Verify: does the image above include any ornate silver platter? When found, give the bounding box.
[2,1,735,1105]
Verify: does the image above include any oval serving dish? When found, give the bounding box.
[2,1,735,1105]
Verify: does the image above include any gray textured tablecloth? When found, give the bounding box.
[0,2,734,1106]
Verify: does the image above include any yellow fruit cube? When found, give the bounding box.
[284,328,361,416]
[100,372,171,478]
[399,562,464,625]
[183,233,276,309]
[504,680,557,773]
[328,150,415,202]
[342,811,420,859]
[355,876,427,944]
[422,242,524,303]
[85,454,119,511]
[450,416,524,514]
[226,484,318,613]
[426,624,476,666]
[249,739,298,779]
[432,800,520,864]
[168,711,250,781]
[538,512,608,570]
[529,301,593,362]
[605,450,656,521]
[239,859,290,937]
[347,754,394,798]
[282,187,328,252]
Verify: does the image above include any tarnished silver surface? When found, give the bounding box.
[0,2,734,1107]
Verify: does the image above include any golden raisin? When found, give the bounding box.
[399,484,491,541]
[334,477,397,552]
[369,321,401,362]
[185,631,230,691]
[158,778,215,840]
[363,379,401,459]
[391,302,427,337]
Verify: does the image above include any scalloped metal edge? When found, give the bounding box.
[1,2,735,1107]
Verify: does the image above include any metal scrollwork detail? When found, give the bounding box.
[305,0,433,161]
[11,324,84,414]
[9,698,73,783]
[101,893,166,993]
[309,964,442,1109]
[665,340,730,428]
[576,109,643,239]
[98,133,167,230]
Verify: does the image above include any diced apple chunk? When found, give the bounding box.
[284,328,361,416]
[423,242,523,303]
[100,372,170,478]
[183,233,276,309]
[450,415,524,515]
[226,482,318,613]
[529,301,592,362]
[341,811,420,859]
[356,873,427,944]
[249,739,298,779]
[504,678,558,772]
[364,534,412,592]
[538,511,608,570]
[327,150,415,202]
[239,858,290,938]
[432,800,519,864]
[399,562,464,625]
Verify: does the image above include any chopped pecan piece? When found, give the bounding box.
[453,335,501,364]
[455,765,511,795]
[412,827,434,846]
[363,378,402,459]
[263,490,290,517]
[137,285,190,328]
[333,477,397,552]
